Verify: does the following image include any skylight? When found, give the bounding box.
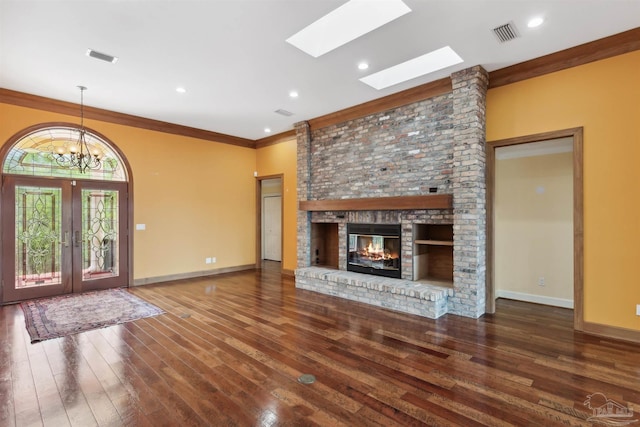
[286,0,411,58]
[359,46,463,90]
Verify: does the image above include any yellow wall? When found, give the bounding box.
[495,152,573,304]
[487,50,640,331]
[256,138,298,272]
[0,103,257,282]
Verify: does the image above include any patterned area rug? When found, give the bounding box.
[20,288,164,343]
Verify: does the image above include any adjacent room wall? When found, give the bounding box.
[494,151,573,307]
[255,137,298,273]
[487,50,640,332]
[0,103,257,283]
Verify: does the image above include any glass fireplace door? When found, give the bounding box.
[347,223,401,278]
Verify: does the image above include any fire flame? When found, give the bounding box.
[362,242,395,260]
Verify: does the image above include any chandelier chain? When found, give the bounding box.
[54,85,101,173]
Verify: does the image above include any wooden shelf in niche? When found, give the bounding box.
[413,224,454,286]
[414,239,453,246]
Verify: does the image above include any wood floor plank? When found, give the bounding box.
[2,264,639,426]
[12,318,44,427]
[42,339,99,427]
[102,323,213,426]
[28,344,71,427]
[130,318,254,426]
[0,306,18,427]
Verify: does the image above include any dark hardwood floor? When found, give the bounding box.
[1,266,639,426]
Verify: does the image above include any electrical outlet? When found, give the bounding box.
[212,257,216,263]
[205,257,212,264]
[636,304,640,316]
[538,277,545,287]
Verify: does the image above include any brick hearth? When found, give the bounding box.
[296,267,452,319]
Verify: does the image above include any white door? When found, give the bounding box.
[263,195,282,261]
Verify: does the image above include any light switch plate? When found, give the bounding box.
[136,224,146,230]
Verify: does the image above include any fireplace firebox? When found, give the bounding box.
[347,223,401,278]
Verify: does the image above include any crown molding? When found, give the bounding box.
[0,88,256,149]
[255,129,297,149]
[308,77,452,131]
[489,27,640,88]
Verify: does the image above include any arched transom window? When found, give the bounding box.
[3,125,126,181]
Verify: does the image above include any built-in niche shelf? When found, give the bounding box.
[413,224,454,287]
[311,223,339,269]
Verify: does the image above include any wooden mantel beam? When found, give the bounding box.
[298,194,452,211]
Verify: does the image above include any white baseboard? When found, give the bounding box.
[496,290,574,309]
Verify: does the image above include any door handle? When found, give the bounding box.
[61,231,70,247]
[74,231,81,247]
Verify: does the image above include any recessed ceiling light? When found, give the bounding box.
[286,0,411,58]
[264,128,272,133]
[358,62,369,70]
[360,46,463,90]
[527,17,544,28]
[289,91,299,98]
[176,87,186,94]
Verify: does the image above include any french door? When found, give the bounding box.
[2,176,128,303]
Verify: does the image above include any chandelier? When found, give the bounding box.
[55,86,101,173]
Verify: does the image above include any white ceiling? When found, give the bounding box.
[1,0,639,141]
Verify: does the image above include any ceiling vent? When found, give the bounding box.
[86,49,118,63]
[492,22,519,43]
[274,109,294,117]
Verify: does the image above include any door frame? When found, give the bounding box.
[255,174,284,270]
[0,122,134,303]
[486,127,584,330]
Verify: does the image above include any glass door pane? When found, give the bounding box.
[73,180,128,292]
[2,177,72,303]
[15,185,63,288]
[81,189,119,280]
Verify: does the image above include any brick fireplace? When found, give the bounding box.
[295,66,488,319]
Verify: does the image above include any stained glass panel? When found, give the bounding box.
[82,189,119,280]
[15,186,62,288]
[2,126,126,181]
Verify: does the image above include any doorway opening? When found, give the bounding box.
[255,175,283,270]
[1,123,132,304]
[487,127,584,330]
